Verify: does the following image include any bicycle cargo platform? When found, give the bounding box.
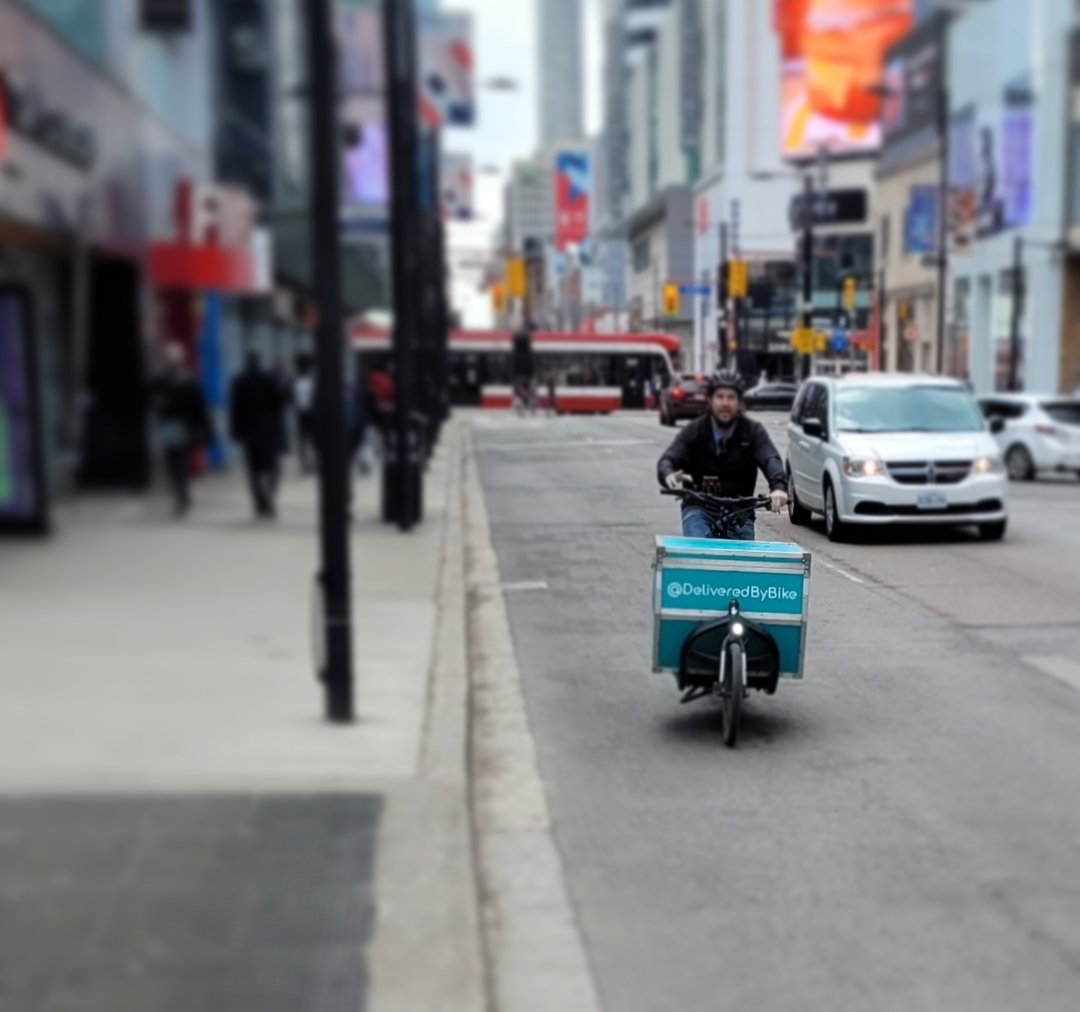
[652,535,812,679]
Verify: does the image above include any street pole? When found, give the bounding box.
[652,258,659,331]
[306,0,353,722]
[936,84,950,375]
[878,265,887,372]
[718,221,729,368]
[800,173,815,381]
[384,0,421,531]
[1007,235,1024,392]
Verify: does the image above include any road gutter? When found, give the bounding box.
[463,424,603,1012]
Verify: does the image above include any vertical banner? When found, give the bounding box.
[554,149,591,251]
[419,11,475,127]
[440,151,474,220]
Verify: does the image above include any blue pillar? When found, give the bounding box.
[198,292,228,469]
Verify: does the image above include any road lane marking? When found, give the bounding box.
[821,561,866,585]
[1025,656,1080,693]
[476,437,654,452]
[499,580,549,593]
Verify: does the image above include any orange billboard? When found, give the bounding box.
[774,0,914,159]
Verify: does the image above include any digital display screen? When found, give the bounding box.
[0,293,40,525]
[774,0,914,158]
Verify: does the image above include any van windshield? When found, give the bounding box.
[835,386,986,434]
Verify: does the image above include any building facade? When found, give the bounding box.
[537,0,583,148]
[0,0,271,531]
[947,0,1071,395]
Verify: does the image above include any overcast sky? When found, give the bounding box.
[444,0,603,325]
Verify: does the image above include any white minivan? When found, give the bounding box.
[786,374,1009,542]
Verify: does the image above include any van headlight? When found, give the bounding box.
[973,455,1004,475]
[842,457,883,477]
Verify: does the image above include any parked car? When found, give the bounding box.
[786,374,1009,542]
[977,394,1080,480]
[744,381,799,413]
[658,373,709,426]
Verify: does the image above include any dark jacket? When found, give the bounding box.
[657,413,787,496]
[230,367,286,455]
[150,375,213,450]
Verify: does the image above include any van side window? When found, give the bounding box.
[791,384,810,423]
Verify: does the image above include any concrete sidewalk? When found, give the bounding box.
[0,419,483,1011]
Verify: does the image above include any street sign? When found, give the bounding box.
[905,321,920,343]
[813,329,828,354]
[679,284,712,297]
[506,257,527,298]
[831,327,849,353]
[788,188,868,230]
[662,282,680,316]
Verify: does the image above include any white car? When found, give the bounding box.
[977,394,1080,481]
[786,374,1009,542]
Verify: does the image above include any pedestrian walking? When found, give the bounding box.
[346,379,372,476]
[368,363,396,450]
[546,374,557,417]
[293,355,316,473]
[149,343,213,518]
[230,351,287,519]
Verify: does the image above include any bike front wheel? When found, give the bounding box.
[722,640,744,748]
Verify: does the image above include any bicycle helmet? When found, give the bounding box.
[707,370,747,398]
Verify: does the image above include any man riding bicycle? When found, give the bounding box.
[657,370,789,540]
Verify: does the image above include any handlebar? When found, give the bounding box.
[661,488,772,510]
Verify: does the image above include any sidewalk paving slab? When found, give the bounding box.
[0,418,485,1012]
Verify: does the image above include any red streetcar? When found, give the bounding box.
[351,323,681,414]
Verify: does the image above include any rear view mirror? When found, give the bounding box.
[989,417,1006,435]
[802,417,824,439]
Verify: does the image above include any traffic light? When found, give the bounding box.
[728,259,748,299]
[491,282,506,315]
[662,282,680,317]
[506,258,527,298]
[843,275,856,312]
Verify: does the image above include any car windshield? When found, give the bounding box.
[835,386,986,433]
[1042,401,1080,426]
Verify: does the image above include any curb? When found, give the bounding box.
[462,424,602,1012]
[369,416,487,1012]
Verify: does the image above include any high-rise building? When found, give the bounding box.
[503,159,556,253]
[537,0,584,147]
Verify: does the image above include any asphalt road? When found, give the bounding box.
[473,409,1080,1012]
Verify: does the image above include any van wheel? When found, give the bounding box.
[787,469,811,526]
[824,480,847,543]
[1006,445,1035,481]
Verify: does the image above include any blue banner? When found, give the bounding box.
[904,185,938,254]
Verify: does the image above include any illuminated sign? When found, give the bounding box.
[774,0,914,159]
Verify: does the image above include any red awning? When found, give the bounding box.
[148,243,255,293]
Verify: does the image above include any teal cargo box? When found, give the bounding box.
[653,535,812,679]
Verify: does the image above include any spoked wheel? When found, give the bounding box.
[721,641,745,748]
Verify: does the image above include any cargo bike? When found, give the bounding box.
[653,489,812,747]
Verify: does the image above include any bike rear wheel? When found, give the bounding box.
[722,641,744,748]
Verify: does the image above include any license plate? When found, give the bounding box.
[917,491,948,510]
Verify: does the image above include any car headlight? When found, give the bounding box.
[843,457,883,477]
[973,455,1005,475]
